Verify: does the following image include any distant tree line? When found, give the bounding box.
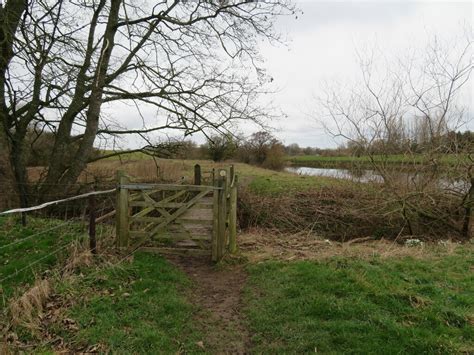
[342,129,474,157]
[25,127,473,172]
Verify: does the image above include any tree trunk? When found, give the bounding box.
[0,127,17,210]
[0,0,28,210]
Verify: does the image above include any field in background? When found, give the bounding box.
[81,158,344,195]
[25,155,469,240]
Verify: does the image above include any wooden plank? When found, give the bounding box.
[96,209,116,223]
[121,183,219,191]
[150,233,211,241]
[194,203,213,209]
[140,247,211,256]
[180,208,213,220]
[141,192,172,219]
[130,229,209,240]
[130,201,213,209]
[176,240,199,247]
[130,216,165,223]
[179,224,212,234]
[130,190,187,213]
[176,218,213,225]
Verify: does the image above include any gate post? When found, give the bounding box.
[194,164,201,185]
[229,175,238,254]
[212,178,220,262]
[218,170,227,260]
[116,170,130,249]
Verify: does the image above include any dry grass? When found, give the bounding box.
[9,279,51,331]
[238,184,401,240]
[239,228,465,263]
[28,157,294,186]
[85,159,209,184]
[6,242,91,333]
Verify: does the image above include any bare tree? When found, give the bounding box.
[0,0,23,209]
[0,0,294,206]
[318,32,473,239]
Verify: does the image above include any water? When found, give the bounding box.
[286,166,384,183]
[286,166,469,192]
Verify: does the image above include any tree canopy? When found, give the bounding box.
[0,0,293,204]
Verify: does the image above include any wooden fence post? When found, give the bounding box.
[88,192,97,254]
[116,171,130,249]
[212,178,220,262]
[194,164,201,185]
[229,175,238,254]
[230,165,235,183]
[217,169,227,260]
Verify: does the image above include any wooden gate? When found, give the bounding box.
[115,166,237,261]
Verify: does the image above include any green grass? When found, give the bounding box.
[229,162,344,196]
[244,248,474,354]
[55,252,204,353]
[0,216,85,303]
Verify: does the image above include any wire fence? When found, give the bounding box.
[0,187,118,293]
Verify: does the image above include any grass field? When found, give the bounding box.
[245,248,474,354]
[80,157,343,196]
[2,217,473,353]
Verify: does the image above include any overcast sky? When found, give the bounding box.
[258,0,473,148]
[103,0,473,150]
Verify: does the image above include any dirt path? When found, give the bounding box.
[166,255,251,354]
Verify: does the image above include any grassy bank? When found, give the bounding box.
[1,215,203,353]
[0,217,86,303]
[244,246,474,354]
